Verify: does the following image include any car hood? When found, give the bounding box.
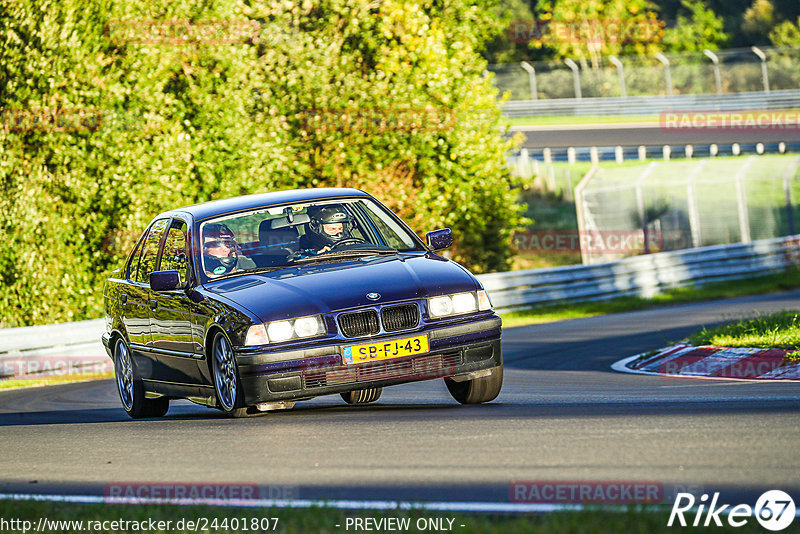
[204,253,479,322]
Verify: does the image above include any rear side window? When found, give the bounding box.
[160,220,189,283]
[134,218,169,284]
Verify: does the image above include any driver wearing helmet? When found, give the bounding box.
[299,205,359,254]
[202,223,255,277]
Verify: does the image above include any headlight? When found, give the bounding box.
[428,291,492,318]
[452,292,477,314]
[267,321,293,342]
[244,315,326,346]
[429,296,453,317]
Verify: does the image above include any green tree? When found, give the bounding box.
[770,16,800,45]
[0,0,523,326]
[662,0,729,52]
[535,0,664,68]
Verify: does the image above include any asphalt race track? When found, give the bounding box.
[514,124,800,149]
[1,291,800,508]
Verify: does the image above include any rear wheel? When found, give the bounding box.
[445,365,503,405]
[211,331,250,417]
[114,338,169,418]
[340,387,383,405]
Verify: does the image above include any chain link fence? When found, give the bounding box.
[575,155,800,264]
[490,47,800,101]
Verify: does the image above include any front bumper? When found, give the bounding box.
[236,316,502,405]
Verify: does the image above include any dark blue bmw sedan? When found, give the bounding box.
[102,188,502,417]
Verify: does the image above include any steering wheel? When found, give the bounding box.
[330,237,365,249]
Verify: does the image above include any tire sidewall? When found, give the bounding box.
[211,330,245,415]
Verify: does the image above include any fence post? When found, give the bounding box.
[520,61,538,100]
[783,157,800,236]
[575,166,600,264]
[752,46,770,93]
[703,49,722,95]
[636,162,658,253]
[687,160,708,248]
[735,156,756,243]
[609,55,627,98]
[564,58,582,100]
[655,53,673,97]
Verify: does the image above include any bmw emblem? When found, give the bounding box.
[366,292,381,301]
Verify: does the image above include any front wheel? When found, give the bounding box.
[211,331,250,417]
[444,365,503,405]
[114,338,169,419]
[341,388,382,405]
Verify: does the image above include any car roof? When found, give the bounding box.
[159,188,372,221]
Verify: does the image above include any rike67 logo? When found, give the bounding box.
[668,490,796,530]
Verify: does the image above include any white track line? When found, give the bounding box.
[3,492,800,518]
[0,492,587,513]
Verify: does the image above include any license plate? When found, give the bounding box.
[342,335,429,365]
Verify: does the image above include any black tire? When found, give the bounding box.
[340,387,383,405]
[114,338,169,419]
[445,365,503,405]
[211,331,251,417]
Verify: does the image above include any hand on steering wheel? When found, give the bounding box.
[329,237,364,249]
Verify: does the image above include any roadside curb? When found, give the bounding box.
[611,344,800,381]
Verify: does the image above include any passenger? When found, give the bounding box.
[202,223,255,277]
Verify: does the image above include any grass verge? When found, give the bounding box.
[0,499,771,534]
[0,372,113,391]
[687,311,800,350]
[499,268,800,328]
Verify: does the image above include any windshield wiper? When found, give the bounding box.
[287,248,397,265]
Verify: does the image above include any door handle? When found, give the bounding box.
[120,294,128,305]
[149,299,158,310]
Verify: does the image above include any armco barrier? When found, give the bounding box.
[476,235,799,312]
[0,235,798,378]
[0,319,107,379]
[502,89,800,118]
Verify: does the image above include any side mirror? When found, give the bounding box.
[426,228,453,251]
[150,270,185,291]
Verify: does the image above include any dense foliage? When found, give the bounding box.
[0,0,524,327]
[485,0,800,63]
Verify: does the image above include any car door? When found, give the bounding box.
[124,217,170,378]
[149,217,205,384]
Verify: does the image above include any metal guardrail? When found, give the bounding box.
[0,235,797,378]
[502,89,800,118]
[476,235,799,312]
[0,319,108,379]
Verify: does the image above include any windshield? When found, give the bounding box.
[197,198,426,281]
